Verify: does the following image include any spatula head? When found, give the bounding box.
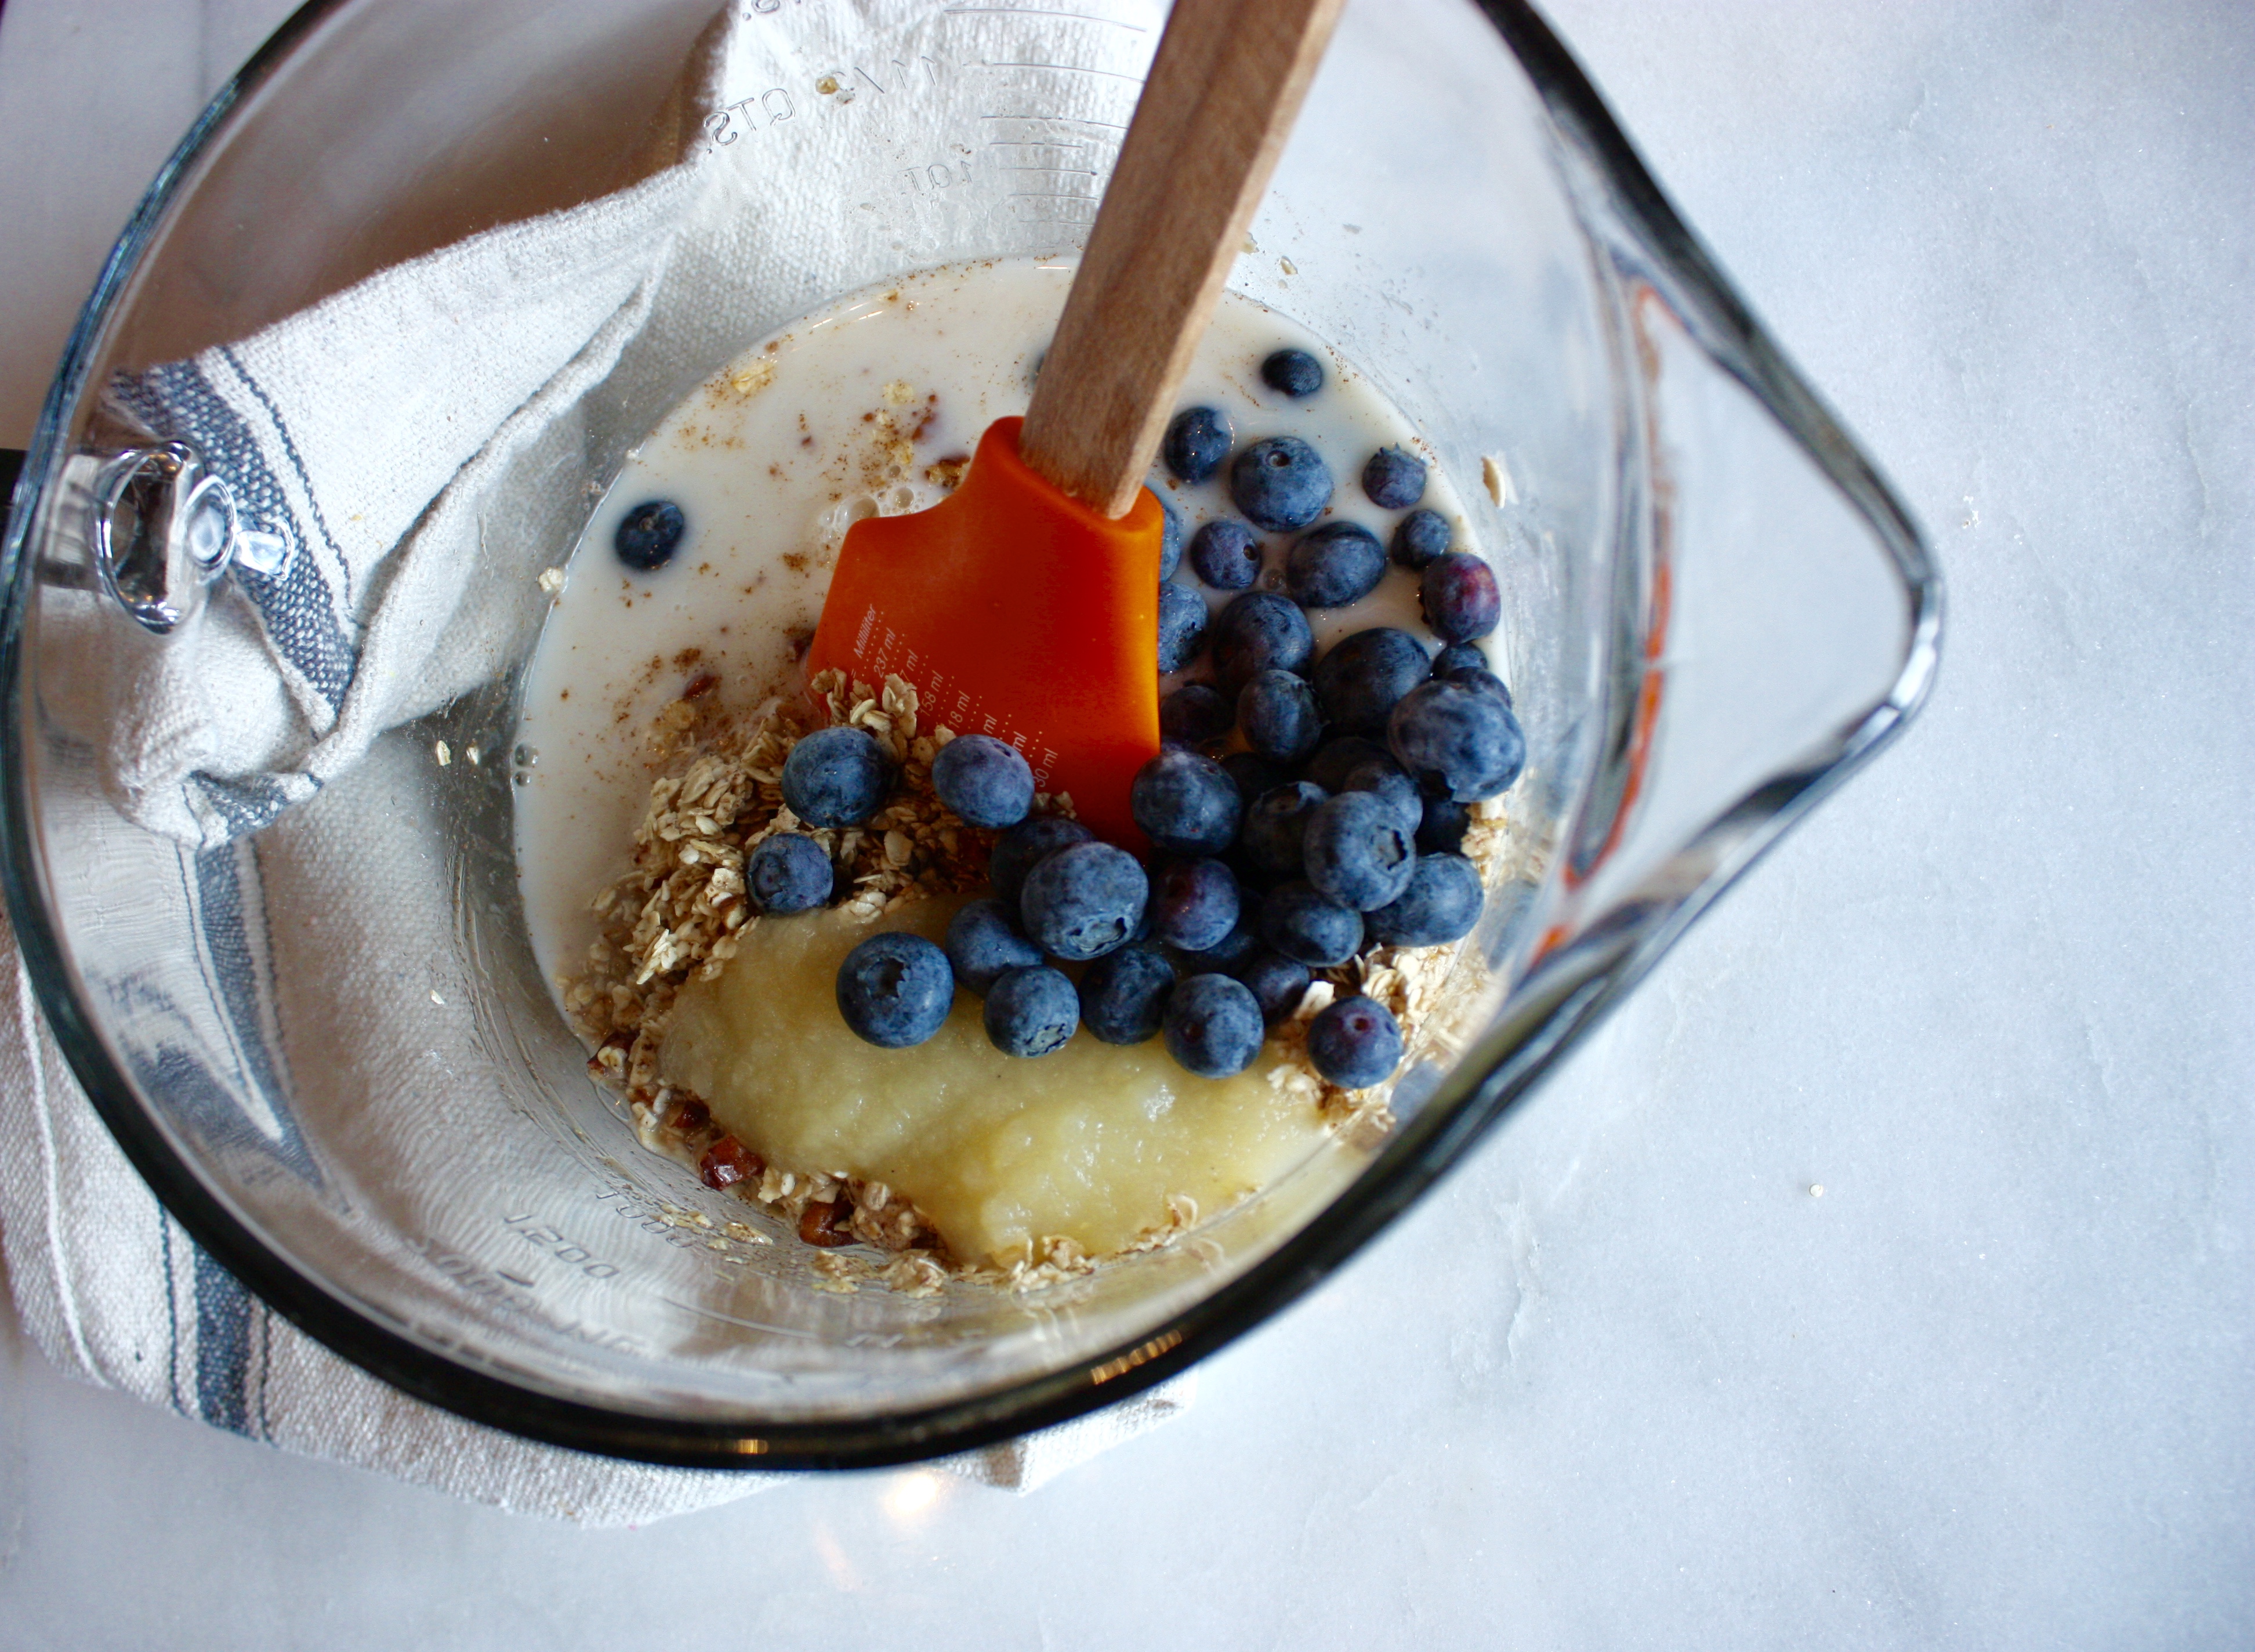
[805,416,1164,844]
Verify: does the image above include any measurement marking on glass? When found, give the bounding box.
[979,112,1129,129]
[944,5,1146,28]
[980,60,1144,80]
[659,1298,824,1339]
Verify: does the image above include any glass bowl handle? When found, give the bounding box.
[60,441,288,634]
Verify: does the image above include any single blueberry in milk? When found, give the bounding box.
[1284,521,1387,608]
[1390,508,1452,570]
[1162,405,1234,484]
[1362,445,1427,509]
[614,500,686,570]
[1260,347,1325,398]
[1230,437,1332,531]
[1190,519,1264,590]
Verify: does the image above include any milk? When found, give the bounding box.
[514,257,1478,991]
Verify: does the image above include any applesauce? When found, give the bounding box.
[661,894,1324,1265]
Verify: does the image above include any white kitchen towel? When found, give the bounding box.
[86,0,1154,850]
[0,1,1190,1524]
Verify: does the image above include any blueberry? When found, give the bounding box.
[1366,852,1484,946]
[1260,882,1364,967]
[1430,640,1490,678]
[1362,445,1427,509]
[932,733,1034,828]
[1238,668,1322,763]
[1155,490,1184,582]
[1300,735,1392,794]
[748,832,833,914]
[1232,949,1311,1024]
[1163,405,1233,484]
[1230,436,1333,532]
[1174,916,1263,974]
[1306,994,1403,1088]
[1388,679,1527,801]
[1079,943,1176,1045]
[836,932,954,1048]
[1311,627,1431,734]
[945,897,1044,995]
[1020,841,1149,961]
[1444,666,1514,709]
[984,966,1081,1056]
[1148,857,1241,952]
[1160,683,1233,749]
[989,815,1093,907]
[1342,757,1423,835]
[614,500,686,571]
[781,726,894,826]
[1390,508,1451,570]
[1416,794,1472,855]
[1130,747,1242,855]
[1190,519,1263,590]
[1285,521,1386,609]
[1212,591,1314,689]
[1420,551,1502,644]
[1260,347,1324,398]
[1163,974,1266,1078]
[1239,780,1328,879]
[1221,750,1293,805]
[1158,582,1210,673]
[1303,791,1419,911]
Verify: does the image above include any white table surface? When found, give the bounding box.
[2,2,2249,1647]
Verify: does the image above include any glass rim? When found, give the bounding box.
[0,0,1941,1470]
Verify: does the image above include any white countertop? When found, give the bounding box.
[2,2,2249,1646]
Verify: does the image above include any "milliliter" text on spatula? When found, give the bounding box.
[803,0,1346,844]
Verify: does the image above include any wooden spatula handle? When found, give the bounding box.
[1018,0,1346,519]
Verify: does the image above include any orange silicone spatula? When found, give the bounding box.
[804,0,1346,844]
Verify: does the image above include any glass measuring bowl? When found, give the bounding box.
[0,0,1935,1466]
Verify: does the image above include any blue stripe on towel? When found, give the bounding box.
[192,842,298,1139]
[161,1212,183,1415]
[188,773,304,854]
[192,1245,256,1437]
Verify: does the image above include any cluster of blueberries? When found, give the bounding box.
[1151,349,1504,682]
[762,716,1435,1090]
[741,349,1525,1093]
